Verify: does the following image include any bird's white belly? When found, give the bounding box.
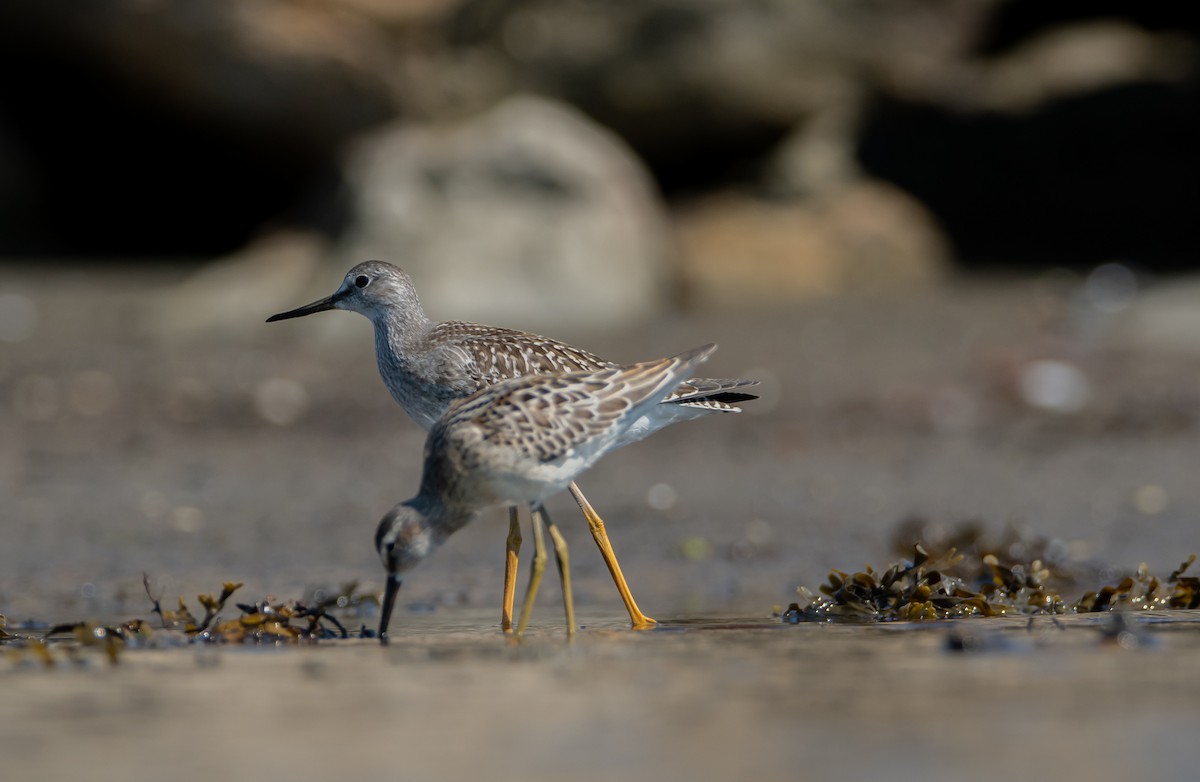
[478,455,588,507]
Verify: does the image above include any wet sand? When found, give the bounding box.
[3,265,1200,779]
[4,611,1199,782]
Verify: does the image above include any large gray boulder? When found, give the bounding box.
[334,95,673,333]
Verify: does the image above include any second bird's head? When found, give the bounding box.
[374,501,440,644]
[374,501,438,578]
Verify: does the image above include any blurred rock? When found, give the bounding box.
[1017,359,1091,414]
[675,182,949,306]
[417,0,992,193]
[335,95,672,332]
[154,231,328,341]
[1117,276,1200,355]
[964,20,1198,112]
[768,100,866,198]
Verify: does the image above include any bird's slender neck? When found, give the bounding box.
[369,299,438,420]
[411,479,478,539]
[372,301,434,364]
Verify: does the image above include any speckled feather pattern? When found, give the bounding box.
[434,322,610,381]
[419,346,715,512]
[336,261,758,433]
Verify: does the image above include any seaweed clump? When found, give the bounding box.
[784,543,1064,623]
[1076,555,1200,612]
[888,516,1099,587]
[0,576,379,667]
[142,577,372,644]
[784,526,1199,624]
[0,615,147,667]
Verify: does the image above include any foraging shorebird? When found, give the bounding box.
[268,261,757,631]
[372,346,718,642]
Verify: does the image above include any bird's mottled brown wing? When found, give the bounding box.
[430,321,611,389]
[440,346,715,464]
[428,322,757,413]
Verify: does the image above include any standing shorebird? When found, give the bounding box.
[374,345,718,643]
[268,261,757,631]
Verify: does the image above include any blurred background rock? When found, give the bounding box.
[0,0,1197,329]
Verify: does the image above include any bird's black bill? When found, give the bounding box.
[265,289,348,323]
[378,573,402,646]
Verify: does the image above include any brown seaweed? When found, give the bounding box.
[0,578,379,666]
[787,522,1197,624]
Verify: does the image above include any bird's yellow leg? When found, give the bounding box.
[569,482,656,628]
[501,506,522,633]
[539,508,576,640]
[514,507,548,639]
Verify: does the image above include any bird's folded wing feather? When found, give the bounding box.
[432,321,611,388]
[444,351,704,463]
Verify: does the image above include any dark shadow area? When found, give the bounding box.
[979,0,1200,55]
[857,80,1200,269]
[0,38,348,259]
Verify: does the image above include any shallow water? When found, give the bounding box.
[4,609,1200,782]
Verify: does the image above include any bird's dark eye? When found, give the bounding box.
[355,275,370,288]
